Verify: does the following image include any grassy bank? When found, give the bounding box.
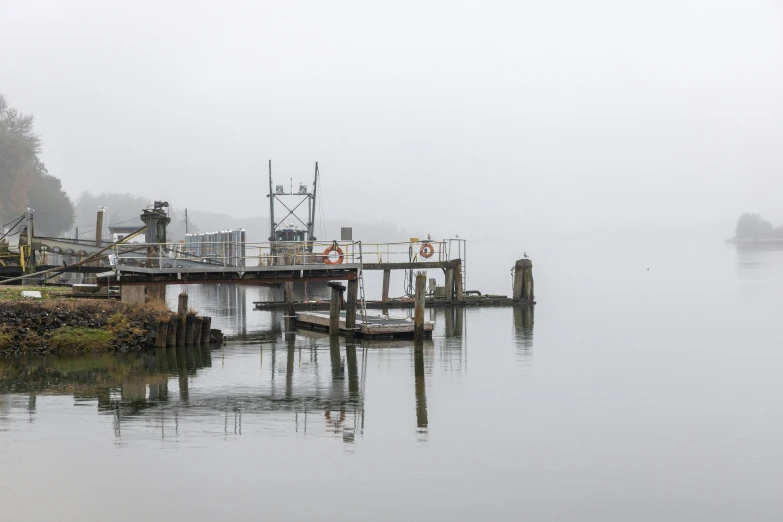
[0,285,72,301]
[0,299,170,356]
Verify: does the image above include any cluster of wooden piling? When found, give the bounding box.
[153,293,219,348]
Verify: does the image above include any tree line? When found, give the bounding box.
[735,213,783,240]
[0,95,74,236]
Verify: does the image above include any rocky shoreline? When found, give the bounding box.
[0,299,222,357]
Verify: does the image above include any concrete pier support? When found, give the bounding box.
[120,285,145,305]
[176,293,188,347]
[147,284,166,302]
[512,259,535,302]
[414,271,426,343]
[345,279,358,334]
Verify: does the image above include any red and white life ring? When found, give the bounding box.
[420,243,435,259]
[323,245,345,264]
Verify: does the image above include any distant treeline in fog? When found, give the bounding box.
[0,95,74,236]
[734,213,783,240]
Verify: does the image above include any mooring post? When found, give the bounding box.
[200,316,212,345]
[155,318,169,349]
[382,269,391,302]
[512,259,535,302]
[345,278,358,335]
[444,266,455,303]
[414,271,426,343]
[185,314,196,345]
[327,282,346,337]
[166,312,177,347]
[194,317,204,345]
[176,293,188,347]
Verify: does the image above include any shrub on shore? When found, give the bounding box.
[47,327,115,355]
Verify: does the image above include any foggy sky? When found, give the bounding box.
[2,0,782,239]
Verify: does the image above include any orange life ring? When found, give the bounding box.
[420,242,434,259]
[323,245,345,264]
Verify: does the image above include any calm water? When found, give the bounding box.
[1,233,782,521]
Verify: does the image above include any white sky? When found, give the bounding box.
[2,0,782,237]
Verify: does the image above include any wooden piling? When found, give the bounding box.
[200,316,212,344]
[444,267,455,303]
[176,293,188,347]
[154,319,169,348]
[382,269,391,302]
[512,259,535,302]
[194,317,204,345]
[345,279,358,334]
[185,314,196,345]
[166,313,177,347]
[283,281,295,316]
[328,282,345,337]
[414,271,426,343]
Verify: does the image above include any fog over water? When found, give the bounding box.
[2,0,783,236]
[2,2,783,521]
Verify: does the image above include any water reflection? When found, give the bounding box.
[0,307,513,445]
[513,305,534,365]
[413,344,428,432]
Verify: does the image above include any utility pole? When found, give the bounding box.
[185,208,188,234]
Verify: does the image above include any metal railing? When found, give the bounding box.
[101,239,465,271]
[108,240,364,269]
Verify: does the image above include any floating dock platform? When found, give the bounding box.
[295,310,433,339]
[254,295,522,311]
